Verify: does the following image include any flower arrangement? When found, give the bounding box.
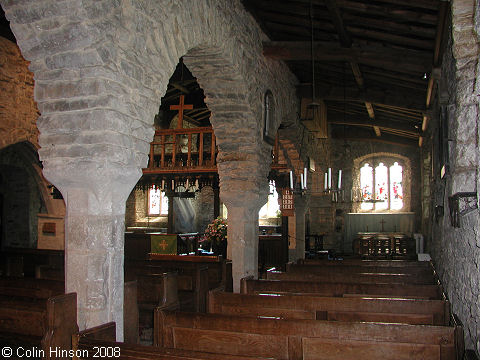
[203,217,227,245]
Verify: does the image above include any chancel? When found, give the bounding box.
[1,0,480,358]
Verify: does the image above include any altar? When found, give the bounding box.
[344,212,415,253]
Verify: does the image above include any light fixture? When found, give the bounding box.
[289,168,308,196]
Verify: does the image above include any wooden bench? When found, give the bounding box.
[35,264,64,281]
[241,277,444,300]
[0,248,64,278]
[154,310,464,359]
[208,289,451,325]
[148,254,233,291]
[267,268,438,285]
[126,260,209,312]
[128,272,179,331]
[288,261,436,276]
[299,258,431,267]
[0,277,64,299]
[0,277,138,345]
[72,322,265,359]
[0,292,78,358]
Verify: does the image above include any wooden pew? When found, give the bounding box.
[72,322,265,360]
[0,277,138,345]
[0,277,64,298]
[148,254,233,291]
[288,262,436,276]
[0,248,64,278]
[207,289,450,325]
[267,268,437,285]
[299,258,431,267]
[126,259,210,312]
[154,310,463,359]
[35,264,64,281]
[241,277,444,300]
[129,272,179,332]
[0,292,78,359]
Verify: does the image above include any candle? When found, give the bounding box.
[338,169,342,189]
[171,179,175,190]
[289,171,294,189]
[328,168,332,189]
[300,174,304,189]
[186,179,189,189]
[324,172,328,190]
[304,167,307,188]
[161,179,165,190]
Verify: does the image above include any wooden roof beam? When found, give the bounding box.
[425,1,449,112]
[263,41,432,73]
[328,113,421,134]
[324,0,352,47]
[332,128,418,147]
[297,83,426,111]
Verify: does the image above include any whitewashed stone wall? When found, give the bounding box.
[431,0,480,353]
[0,0,299,337]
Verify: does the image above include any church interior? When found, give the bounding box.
[0,0,480,358]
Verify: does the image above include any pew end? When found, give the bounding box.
[41,292,79,359]
[72,322,116,360]
[239,275,255,294]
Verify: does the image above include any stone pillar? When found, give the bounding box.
[222,192,265,292]
[287,195,308,262]
[294,195,308,261]
[46,164,141,341]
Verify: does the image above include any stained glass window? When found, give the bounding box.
[375,163,388,210]
[360,163,373,210]
[149,186,168,215]
[390,162,403,210]
[359,160,404,211]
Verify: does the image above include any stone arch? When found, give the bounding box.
[352,152,412,212]
[0,0,299,334]
[2,0,297,203]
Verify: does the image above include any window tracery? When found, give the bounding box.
[359,158,405,212]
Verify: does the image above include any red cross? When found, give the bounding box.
[170,95,193,129]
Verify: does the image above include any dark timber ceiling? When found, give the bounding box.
[242,0,449,146]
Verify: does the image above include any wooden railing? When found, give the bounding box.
[143,127,286,174]
[144,127,217,174]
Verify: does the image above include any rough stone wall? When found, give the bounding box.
[193,187,215,233]
[430,0,480,352]
[0,36,38,150]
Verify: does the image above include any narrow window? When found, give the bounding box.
[149,186,168,215]
[375,162,388,210]
[390,162,403,210]
[360,163,373,210]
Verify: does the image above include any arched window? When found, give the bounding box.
[359,160,404,211]
[148,186,168,215]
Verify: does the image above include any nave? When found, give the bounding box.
[0,252,470,359]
